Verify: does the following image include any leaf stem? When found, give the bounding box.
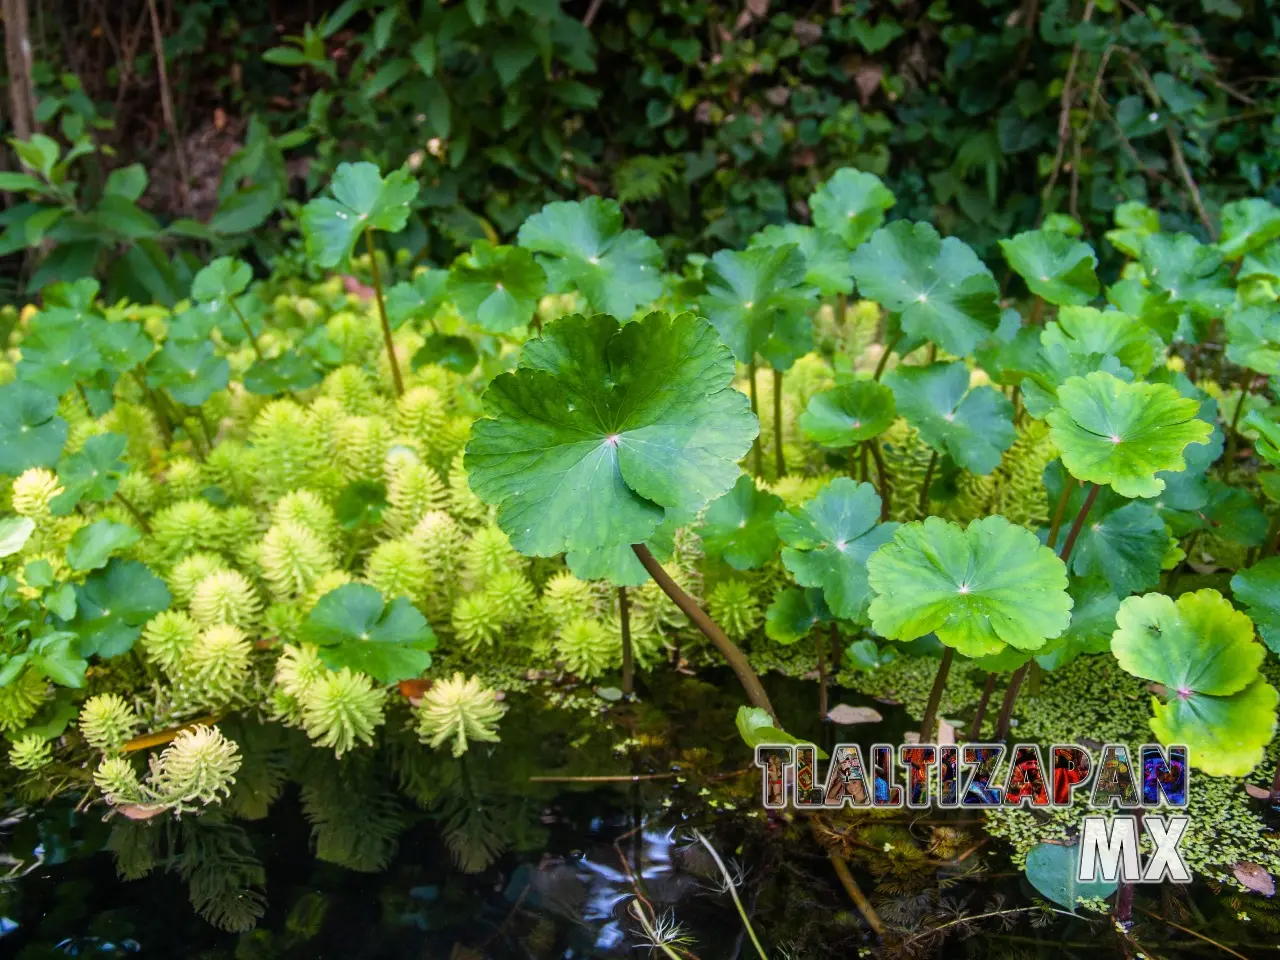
[364,228,404,397]
[631,543,777,723]
[747,361,762,476]
[618,585,633,696]
[817,624,834,720]
[115,492,151,534]
[873,333,900,381]
[74,381,92,415]
[1045,474,1078,550]
[918,645,954,742]
[918,450,938,516]
[693,830,769,960]
[772,368,786,478]
[1223,366,1253,475]
[869,438,890,521]
[229,298,264,361]
[132,371,172,445]
[1057,482,1099,566]
[968,672,998,740]
[859,442,869,483]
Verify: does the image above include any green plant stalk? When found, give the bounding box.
[228,298,264,361]
[817,624,835,720]
[619,585,633,696]
[996,482,1099,739]
[918,450,939,515]
[918,645,954,742]
[626,900,686,960]
[364,228,405,397]
[1045,474,1078,550]
[859,443,869,483]
[1262,510,1280,560]
[747,361,762,475]
[1165,529,1201,595]
[1223,367,1253,474]
[74,381,92,416]
[693,830,769,960]
[772,368,786,478]
[132,370,173,445]
[631,543,777,723]
[869,438,890,521]
[819,829,884,936]
[115,492,151,534]
[968,672,999,740]
[873,332,901,381]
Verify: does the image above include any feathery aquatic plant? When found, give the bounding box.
[414,673,506,757]
[363,538,428,605]
[298,667,385,757]
[258,521,336,601]
[9,734,53,771]
[141,609,201,672]
[147,724,242,814]
[708,580,764,641]
[555,618,617,680]
[0,673,50,733]
[168,553,228,607]
[176,625,253,705]
[189,569,262,629]
[11,467,63,518]
[79,693,139,752]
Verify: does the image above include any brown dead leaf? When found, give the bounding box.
[1244,783,1273,800]
[827,704,884,725]
[1233,862,1275,896]
[793,20,822,46]
[854,64,883,105]
[118,803,167,821]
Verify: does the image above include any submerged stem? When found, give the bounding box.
[693,830,769,960]
[631,543,777,723]
[619,585,633,696]
[919,645,954,742]
[364,228,404,397]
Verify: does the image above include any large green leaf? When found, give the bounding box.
[999,229,1099,306]
[750,224,852,296]
[301,162,419,267]
[884,362,1015,474]
[1230,558,1280,655]
[1218,198,1280,260]
[447,240,545,332]
[1040,306,1161,376]
[1024,842,1117,911]
[699,244,816,370]
[699,475,782,571]
[1224,305,1280,376]
[70,559,171,659]
[517,197,662,318]
[808,168,895,249]
[465,311,756,556]
[0,382,68,476]
[302,583,437,684]
[16,308,101,395]
[1112,589,1273,775]
[776,479,897,624]
[798,380,896,448]
[866,515,1072,656]
[1105,201,1160,259]
[850,221,1000,356]
[50,433,128,515]
[66,520,141,573]
[1046,372,1213,498]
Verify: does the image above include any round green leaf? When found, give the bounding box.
[700,244,816,370]
[1231,558,1280,655]
[146,340,230,407]
[1046,372,1212,498]
[565,512,680,587]
[90,319,154,374]
[387,271,448,329]
[66,520,141,572]
[884,362,1015,474]
[70,559,171,659]
[765,587,830,644]
[448,241,546,332]
[1151,676,1278,777]
[50,433,128,515]
[1000,229,1099,306]
[736,705,825,755]
[412,334,479,375]
[1218,198,1280,260]
[0,516,36,558]
[191,256,252,303]
[776,479,897,624]
[850,221,1000,357]
[700,474,782,571]
[808,168,895,250]
[243,351,325,396]
[516,197,662,319]
[302,582,437,684]
[0,382,68,476]
[301,162,419,268]
[1140,233,1233,320]
[17,308,102,395]
[1025,842,1117,911]
[1041,306,1161,375]
[798,380,896,448]
[465,311,757,557]
[1224,305,1280,376]
[1034,578,1120,671]
[751,223,853,296]
[866,515,1072,656]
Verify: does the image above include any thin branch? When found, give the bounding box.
[145,0,190,211]
[1039,0,1096,219]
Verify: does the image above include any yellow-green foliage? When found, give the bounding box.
[414,673,507,757]
[79,693,139,752]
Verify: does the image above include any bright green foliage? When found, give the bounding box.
[50,434,128,515]
[298,667,385,758]
[301,162,419,267]
[387,271,448,329]
[735,705,824,756]
[798,380,896,448]
[808,168,895,250]
[0,383,67,476]
[301,583,436,685]
[1230,558,1280,655]
[146,341,230,407]
[1112,590,1277,776]
[700,244,816,370]
[884,362,1015,474]
[850,221,1000,356]
[750,224,852,296]
[866,516,1072,657]
[516,197,662,318]
[1040,306,1161,376]
[1046,372,1213,498]
[1140,233,1233,320]
[191,257,252,304]
[699,475,782,571]
[776,480,896,624]
[999,229,1099,306]
[414,673,506,758]
[66,520,141,573]
[1035,578,1121,671]
[1105,202,1160,258]
[1224,305,1280,376]
[447,241,545,332]
[465,311,755,556]
[1218,198,1280,259]
[78,692,138,752]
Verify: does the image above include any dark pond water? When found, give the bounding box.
[0,672,1270,959]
